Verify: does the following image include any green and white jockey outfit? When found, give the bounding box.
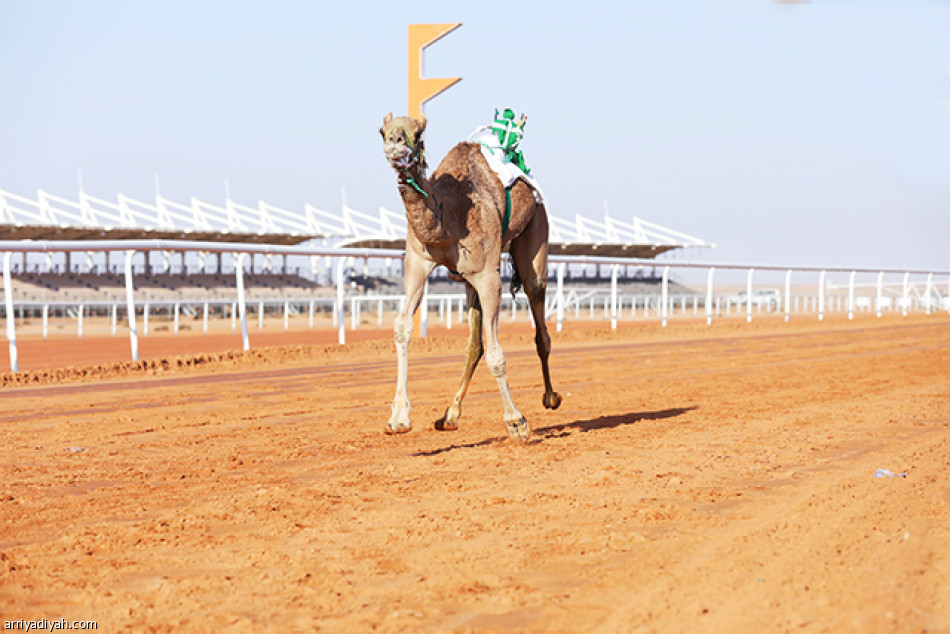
[490,108,530,174]
[468,108,546,235]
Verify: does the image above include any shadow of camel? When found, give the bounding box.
[413,406,697,457]
[534,406,697,437]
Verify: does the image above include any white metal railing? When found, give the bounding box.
[39,190,86,226]
[0,185,714,250]
[1,238,949,373]
[3,285,942,366]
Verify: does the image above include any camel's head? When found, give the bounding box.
[380,112,427,173]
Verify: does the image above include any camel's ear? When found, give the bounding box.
[383,112,393,125]
[416,114,427,136]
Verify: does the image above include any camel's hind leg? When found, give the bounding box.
[510,205,562,411]
[435,283,483,431]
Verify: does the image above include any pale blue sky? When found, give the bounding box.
[1,0,948,271]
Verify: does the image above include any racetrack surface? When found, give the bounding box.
[1,314,949,632]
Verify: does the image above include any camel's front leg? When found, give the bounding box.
[435,283,483,431]
[472,274,529,441]
[387,254,435,434]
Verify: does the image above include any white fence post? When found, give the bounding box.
[336,257,345,345]
[610,264,619,330]
[902,272,910,317]
[848,271,856,320]
[3,252,18,373]
[235,253,250,351]
[818,271,827,321]
[203,301,209,333]
[784,269,792,323]
[111,303,117,336]
[174,303,180,335]
[42,304,49,339]
[876,271,884,318]
[925,273,933,315]
[124,250,139,362]
[705,267,715,325]
[661,266,670,327]
[556,262,565,332]
[77,304,84,338]
[746,268,754,323]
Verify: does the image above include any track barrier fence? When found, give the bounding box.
[2,239,948,373]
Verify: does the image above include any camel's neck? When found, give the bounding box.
[396,166,450,246]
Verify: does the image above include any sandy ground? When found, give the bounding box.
[1,313,949,632]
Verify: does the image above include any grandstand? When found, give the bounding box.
[0,184,714,302]
[9,270,331,304]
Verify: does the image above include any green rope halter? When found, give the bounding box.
[404,176,428,198]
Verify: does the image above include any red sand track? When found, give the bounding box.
[1,314,949,632]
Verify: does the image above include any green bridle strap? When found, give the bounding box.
[502,187,512,235]
[405,176,428,198]
[396,125,414,149]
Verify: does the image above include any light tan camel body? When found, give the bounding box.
[380,113,561,441]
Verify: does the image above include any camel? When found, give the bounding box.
[380,112,562,441]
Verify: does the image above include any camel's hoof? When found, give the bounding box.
[543,391,562,410]
[434,406,460,431]
[434,417,458,431]
[505,416,531,442]
[385,421,412,435]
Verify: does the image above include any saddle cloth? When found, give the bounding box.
[467,127,545,204]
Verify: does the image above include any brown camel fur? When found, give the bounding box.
[380,113,562,441]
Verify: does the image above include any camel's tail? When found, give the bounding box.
[509,249,523,299]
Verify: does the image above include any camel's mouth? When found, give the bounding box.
[384,142,412,170]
